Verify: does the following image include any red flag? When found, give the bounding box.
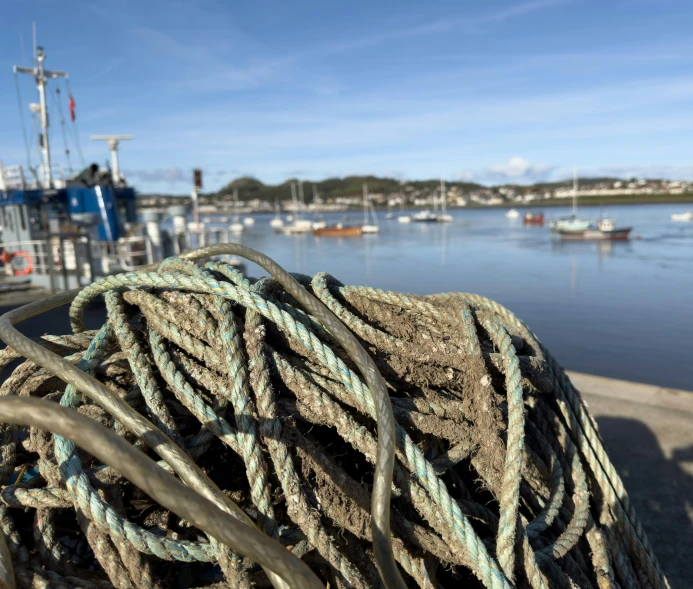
[69,94,76,122]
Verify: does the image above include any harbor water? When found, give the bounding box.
[215,202,692,390]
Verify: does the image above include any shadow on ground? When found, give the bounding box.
[597,416,693,588]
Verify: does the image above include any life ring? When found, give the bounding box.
[9,250,33,276]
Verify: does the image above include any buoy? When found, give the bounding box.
[10,250,33,276]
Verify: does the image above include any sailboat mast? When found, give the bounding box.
[572,167,578,215]
[440,178,447,215]
[363,183,368,224]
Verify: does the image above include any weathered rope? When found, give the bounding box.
[0,252,666,588]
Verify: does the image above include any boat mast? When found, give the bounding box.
[363,183,368,224]
[14,42,68,188]
[440,177,447,215]
[298,181,305,218]
[572,166,578,215]
[312,184,320,217]
[290,181,298,218]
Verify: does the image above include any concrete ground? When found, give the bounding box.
[571,372,693,588]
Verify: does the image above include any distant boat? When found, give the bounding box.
[311,184,328,229]
[397,215,411,223]
[282,219,312,234]
[411,180,452,222]
[282,182,312,234]
[558,218,632,241]
[411,209,438,223]
[270,200,284,228]
[437,178,453,222]
[671,211,692,222]
[361,183,380,233]
[230,189,244,234]
[552,167,591,232]
[523,212,544,225]
[243,217,255,226]
[506,209,519,219]
[313,224,362,237]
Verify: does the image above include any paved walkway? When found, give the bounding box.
[571,372,693,588]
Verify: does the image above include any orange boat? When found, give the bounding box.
[313,224,362,237]
[523,212,544,225]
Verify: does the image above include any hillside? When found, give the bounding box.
[215,175,485,202]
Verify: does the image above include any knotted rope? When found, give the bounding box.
[0,247,667,589]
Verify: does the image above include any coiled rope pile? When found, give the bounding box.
[0,245,667,589]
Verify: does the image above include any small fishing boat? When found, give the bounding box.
[671,211,692,222]
[558,218,632,241]
[506,209,519,219]
[523,212,544,225]
[313,224,362,237]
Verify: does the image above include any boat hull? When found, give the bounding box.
[524,214,544,225]
[559,227,632,241]
[313,226,362,237]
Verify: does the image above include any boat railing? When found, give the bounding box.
[93,235,153,272]
[0,164,68,191]
[0,165,29,191]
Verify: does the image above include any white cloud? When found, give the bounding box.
[467,157,558,183]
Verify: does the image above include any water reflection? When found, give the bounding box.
[204,203,692,389]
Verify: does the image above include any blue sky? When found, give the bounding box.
[2,0,693,193]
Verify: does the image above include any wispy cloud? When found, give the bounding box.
[329,0,567,52]
[85,58,125,83]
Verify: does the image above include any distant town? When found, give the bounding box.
[138,175,693,213]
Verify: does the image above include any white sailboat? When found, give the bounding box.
[282,182,312,234]
[551,167,591,232]
[437,178,453,222]
[229,188,244,234]
[311,184,327,229]
[270,199,284,228]
[361,183,380,233]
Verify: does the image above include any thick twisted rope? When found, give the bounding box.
[0,247,666,589]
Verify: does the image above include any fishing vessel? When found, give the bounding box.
[523,212,544,225]
[558,218,632,241]
[0,38,242,291]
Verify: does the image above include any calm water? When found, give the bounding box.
[211,203,693,390]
